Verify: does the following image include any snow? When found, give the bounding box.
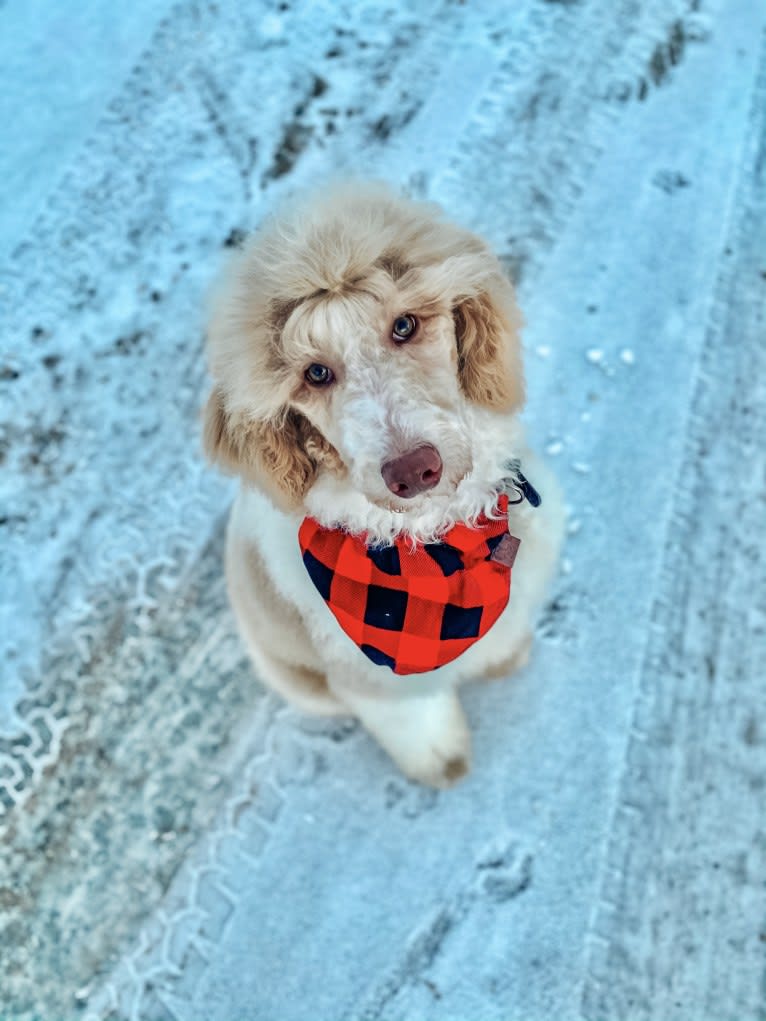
[1,1,765,1020]
[0,0,176,262]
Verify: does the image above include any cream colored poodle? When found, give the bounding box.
[203,182,563,788]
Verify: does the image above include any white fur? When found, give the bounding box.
[205,182,564,787]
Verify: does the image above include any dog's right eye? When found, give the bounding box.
[392,314,418,343]
[305,363,335,386]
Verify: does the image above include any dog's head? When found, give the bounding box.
[204,183,525,540]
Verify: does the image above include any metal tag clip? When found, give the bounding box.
[500,460,542,508]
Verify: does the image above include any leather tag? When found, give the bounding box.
[489,533,520,569]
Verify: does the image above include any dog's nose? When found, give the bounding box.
[381,444,443,498]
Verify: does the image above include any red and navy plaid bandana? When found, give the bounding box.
[298,493,520,675]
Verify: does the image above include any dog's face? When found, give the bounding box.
[204,185,525,541]
[283,275,477,510]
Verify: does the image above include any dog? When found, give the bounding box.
[203,182,563,788]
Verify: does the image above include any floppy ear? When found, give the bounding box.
[453,277,525,412]
[203,387,342,510]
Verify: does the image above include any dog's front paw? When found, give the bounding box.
[334,684,472,789]
[481,630,534,682]
[402,746,471,789]
[394,707,472,789]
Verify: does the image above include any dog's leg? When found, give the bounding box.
[246,647,347,717]
[226,523,346,716]
[481,631,534,682]
[330,680,472,788]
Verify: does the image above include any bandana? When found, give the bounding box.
[299,486,532,676]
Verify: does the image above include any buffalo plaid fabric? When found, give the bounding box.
[298,494,518,675]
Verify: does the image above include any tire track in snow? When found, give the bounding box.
[582,28,766,1021]
[436,0,708,283]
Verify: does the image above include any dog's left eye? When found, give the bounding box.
[392,314,418,343]
[305,363,334,386]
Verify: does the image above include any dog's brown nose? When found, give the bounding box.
[381,444,443,498]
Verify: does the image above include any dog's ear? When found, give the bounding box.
[453,276,524,412]
[203,387,340,510]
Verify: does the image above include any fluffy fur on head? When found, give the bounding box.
[203,181,525,542]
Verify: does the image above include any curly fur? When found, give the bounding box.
[203,182,563,787]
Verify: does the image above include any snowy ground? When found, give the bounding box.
[1,1,765,1019]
